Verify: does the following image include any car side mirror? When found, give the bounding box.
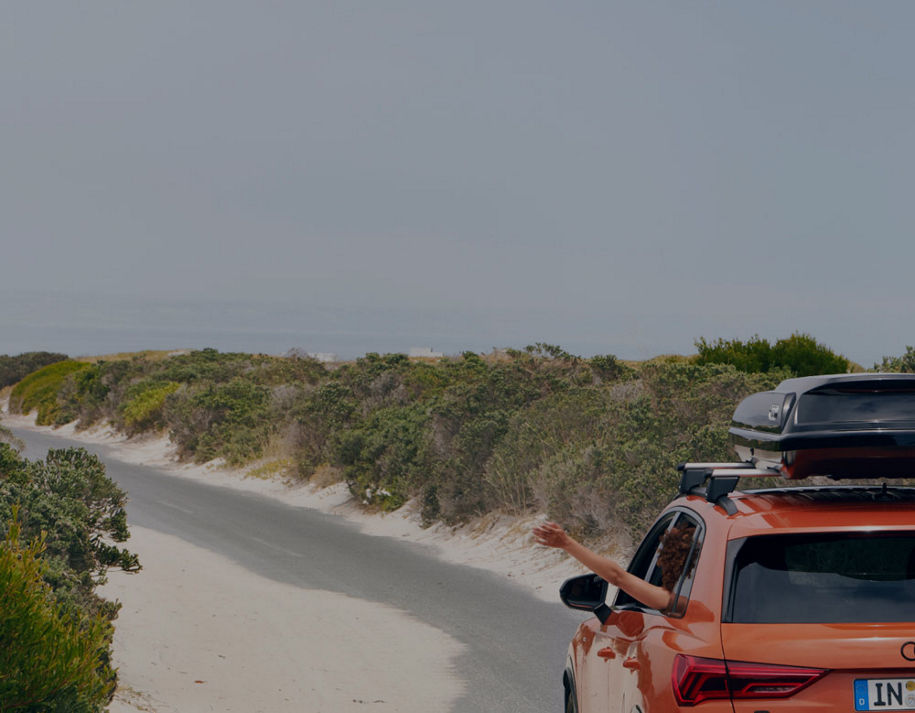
[559,573,612,624]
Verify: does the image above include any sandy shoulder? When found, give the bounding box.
[101,526,465,713]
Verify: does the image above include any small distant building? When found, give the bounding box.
[308,352,339,363]
[409,347,443,359]
[285,347,338,363]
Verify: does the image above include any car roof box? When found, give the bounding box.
[729,374,915,479]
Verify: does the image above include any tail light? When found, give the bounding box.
[672,654,827,706]
[672,656,729,705]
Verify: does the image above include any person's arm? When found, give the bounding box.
[532,521,672,612]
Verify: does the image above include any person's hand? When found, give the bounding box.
[532,521,573,549]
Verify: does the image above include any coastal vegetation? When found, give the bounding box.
[3,334,860,538]
[695,333,851,375]
[8,360,91,426]
[0,446,138,711]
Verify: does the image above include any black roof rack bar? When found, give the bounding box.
[706,476,741,505]
[677,462,781,508]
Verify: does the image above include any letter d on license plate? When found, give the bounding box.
[855,679,915,711]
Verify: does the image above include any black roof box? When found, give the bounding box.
[729,374,915,479]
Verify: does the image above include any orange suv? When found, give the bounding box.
[560,374,915,713]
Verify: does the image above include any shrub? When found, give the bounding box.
[414,354,553,523]
[589,354,632,381]
[695,333,849,377]
[0,447,137,712]
[694,335,774,373]
[165,378,272,465]
[288,382,357,477]
[0,446,139,619]
[876,346,915,373]
[769,333,849,376]
[484,388,612,513]
[0,513,115,712]
[336,405,426,510]
[245,354,327,386]
[8,361,91,425]
[120,381,181,434]
[57,362,132,429]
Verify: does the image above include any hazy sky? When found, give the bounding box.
[3,2,915,364]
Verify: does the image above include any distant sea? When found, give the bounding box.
[4,288,798,363]
[0,289,628,360]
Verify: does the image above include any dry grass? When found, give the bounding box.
[245,459,294,480]
[74,350,179,364]
[310,464,344,488]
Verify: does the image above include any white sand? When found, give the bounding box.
[2,407,627,712]
[100,526,464,713]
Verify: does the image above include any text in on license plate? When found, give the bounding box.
[855,679,915,711]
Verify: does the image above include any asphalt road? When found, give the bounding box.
[10,425,584,713]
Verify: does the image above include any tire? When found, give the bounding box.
[565,687,578,713]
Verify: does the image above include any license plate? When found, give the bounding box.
[855,679,915,711]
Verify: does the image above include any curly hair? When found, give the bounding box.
[657,526,697,591]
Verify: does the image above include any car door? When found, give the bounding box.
[610,510,706,713]
[573,615,621,713]
[594,512,679,713]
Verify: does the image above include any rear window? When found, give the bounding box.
[727,532,915,623]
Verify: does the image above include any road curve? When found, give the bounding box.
[9,425,583,713]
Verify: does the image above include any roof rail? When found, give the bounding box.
[677,462,780,513]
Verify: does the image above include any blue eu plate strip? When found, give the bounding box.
[855,680,870,711]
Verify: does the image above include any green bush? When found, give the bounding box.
[0,446,139,620]
[8,361,91,425]
[694,335,774,373]
[120,381,181,433]
[484,388,612,513]
[155,348,264,385]
[337,405,426,510]
[695,333,849,377]
[413,352,556,523]
[289,382,357,476]
[55,362,130,429]
[0,447,138,712]
[589,354,633,381]
[876,346,915,373]
[769,333,850,376]
[0,514,115,712]
[165,378,272,465]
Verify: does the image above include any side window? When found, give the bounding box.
[614,511,704,616]
[614,514,676,609]
[659,513,703,616]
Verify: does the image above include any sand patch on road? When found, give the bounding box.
[101,526,464,713]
